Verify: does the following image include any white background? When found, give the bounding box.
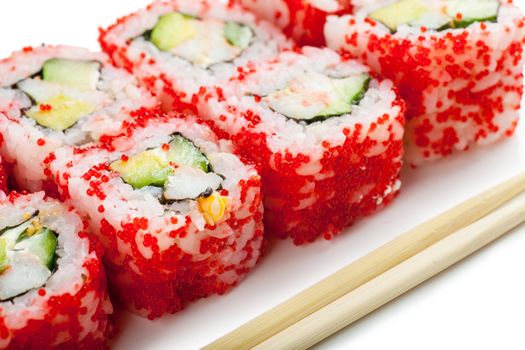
[1,1,524,349]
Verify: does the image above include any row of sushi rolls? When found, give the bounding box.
[0,0,523,348]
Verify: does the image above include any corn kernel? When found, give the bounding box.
[198,192,229,226]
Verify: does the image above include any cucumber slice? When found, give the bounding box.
[15,228,57,270]
[43,59,101,90]
[369,0,430,32]
[316,75,370,119]
[0,238,7,273]
[168,135,210,173]
[445,0,499,28]
[224,22,253,49]
[336,74,371,106]
[0,217,57,300]
[150,12,197,51]
[25,94,95,131]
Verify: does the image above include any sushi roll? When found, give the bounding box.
[0,45,155,191]
[98,0,292,112]
[49,112,264,319]
[0,192,112,349]
[235,0,353,45]
[0,158,7,194]
[325,0,525,164]
[197,47,405,244]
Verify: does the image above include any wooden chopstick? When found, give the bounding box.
[204,171,525,350]
[254,189,525,350]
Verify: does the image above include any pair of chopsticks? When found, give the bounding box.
[204,171,525,350]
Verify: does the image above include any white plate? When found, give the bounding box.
[1,1,525,349]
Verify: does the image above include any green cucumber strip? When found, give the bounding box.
[446,0,499,28]
[43,59,101,90]
[15,228,58,271]
[168,135,210,173]
[224,22,253,49]
[0,238,7,272]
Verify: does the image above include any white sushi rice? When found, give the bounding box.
[0,192,110,348]
[0,45,155,191]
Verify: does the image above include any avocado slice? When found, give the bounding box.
[150,12,197,51]
[369,0,431,32]
[445,0,499,28]
[15,228,58,270]
[111,135,210,190]
[25,94,95,131]
[110,148,173,189]
[224,22,253,49]
[43,58,101,90]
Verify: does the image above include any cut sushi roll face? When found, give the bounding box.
[255,72,370,124]
[49,117,264,318]
[148,12,254,68]
[197,47,405,243]
[15,58,108,131]
[110,134,227,225]
[0,212,58,300]
[0,192,112,348]
[368,0,499,32]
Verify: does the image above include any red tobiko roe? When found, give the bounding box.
[283,0,353,46]
[327,7,525,164]
[0,169,6,194]
[232,0,353,46]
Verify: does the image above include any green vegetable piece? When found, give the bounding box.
[15,228,58,271]
[369,0,430,32]
[25,95,95,131]
[43,58,100,90]
[150,12,197,51]
[167,135,210,173]
[445,0,499,28]
[0,238,7,273]
[110,149,173,189]
[111,135,210,189]
[224,21,253,49]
